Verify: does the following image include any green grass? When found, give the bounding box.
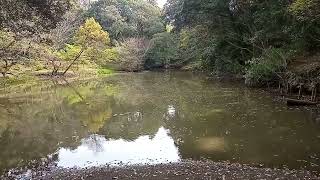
[97,68,114,76]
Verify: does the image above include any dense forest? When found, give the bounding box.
[161,0,320,89]
[0,0,165,79]
[0,0,320,89]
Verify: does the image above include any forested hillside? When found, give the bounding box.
[1,0,320,89]
[155,0,320,88]
[0,0,165,82]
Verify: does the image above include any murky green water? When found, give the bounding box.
[0,71,320,174]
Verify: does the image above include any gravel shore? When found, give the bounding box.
[3,161,319,180]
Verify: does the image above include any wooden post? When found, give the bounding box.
[314,84,317,102]
[298,84,302,99]
[311,87,314,101]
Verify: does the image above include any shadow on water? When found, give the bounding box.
[0,71,320,174]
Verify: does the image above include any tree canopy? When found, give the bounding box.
[87,0,165,40]
[155,0,320,86]
[0,0,73,34]
[1,0,320,90]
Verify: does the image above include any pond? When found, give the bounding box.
[0,71,319,174]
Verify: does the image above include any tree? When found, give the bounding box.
[147,0,158,6]
[116,38,149,72]
[0,0,72,35]
[87,0,165,40]
[164,0,185,30]
[145,32,179,68]
[62,18,111,75]
[0,31,30,77]
[289,0,320,50]
[161,0,320,85]
[289,0,320,21]
[49,9,85,50]
[74,18,110,48]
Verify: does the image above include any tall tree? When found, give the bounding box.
[0,0,72,35]
[62,18,111,75]
[87,0,165,40]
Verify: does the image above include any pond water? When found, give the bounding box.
[0,71,320,174]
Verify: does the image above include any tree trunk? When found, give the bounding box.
[51,67,58,76]
[62,48,84,76]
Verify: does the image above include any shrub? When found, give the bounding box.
[145,32,179,68]
[289,0,320,21]
[0,31,31,77]
[115,38,149,72]
[245,48,288,86]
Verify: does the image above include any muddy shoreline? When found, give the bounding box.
[2,160,319,180]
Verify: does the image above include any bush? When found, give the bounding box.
[0,31,32,77]
[245,48,288,86]
[289,0,320,21]
[115,38,149,72]
[145,32,179,68]
[178,27,213,69]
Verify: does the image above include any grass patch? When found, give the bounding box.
[97,68,114,76]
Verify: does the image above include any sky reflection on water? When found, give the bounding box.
[56,127,180,168]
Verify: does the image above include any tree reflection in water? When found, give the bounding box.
[1,71,320,173]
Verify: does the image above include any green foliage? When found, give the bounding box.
[0,0,165,81]
[0,31,15,47]
[97,68,113,75]
[57,44,82,62]
[0,0,72,34]
[289,0,320,21]
[178,26,217,71]
[116,38,148,72]
[164,0,185,30]
[81,47,119,66]
[103,48,119,62]
[145,32,179,68]
[0,31,33,77]
[74,18,111,48]
[87,0,165,40]
[289,0,320,51]
[160,0,320,84]
[32,61,46,71]
[0,74,38,87]
[2,0,319,88]
[55,18,117,74]
[245,48,288,86]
